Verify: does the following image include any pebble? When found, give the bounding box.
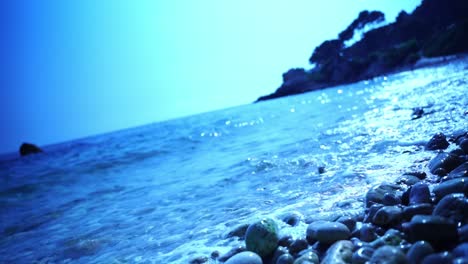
[396,175,421,186]
[226,224,249,239]
[383,193,402,205]
[336,216,356,232]
[245,218,279,257]
[460,138,468,153]
[446,162,468,180]
[224,251,263,264]
[219,246,246,262]
[306,221,350,245]
[276,253,294,264]
[321,240,354,264]
[421,251,452,264]
[406,240,434,264]
[372,206,403,226]
[369,229,404,248]
[360,224,378,242]
[366,183,401,207]
[282,212,303,226]
[433,177,468,200]
[428,153,463,175]
[278,235,294,247]
[432,193,468,225]
[405,215,458,250]
[426,132,449,150]
[460,225,468,242]
[369,245,408,264]
[288,239,308,255]
[293,250,319,264]
[402,203,433,220]
[453,243,468,258]
[352,246,374,264]
[409,183,431,205]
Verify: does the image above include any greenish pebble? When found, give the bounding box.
[321,240,354,264]
[245,218,279,258]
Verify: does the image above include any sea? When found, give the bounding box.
[1,58,467,263]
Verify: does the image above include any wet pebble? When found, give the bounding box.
[409,183,431,205]
[406,240,434,264]
[460,138,468,153]
[453,243,468,258]
[219,246,246,262]
[446,162,468,180]
[337,216,356,232]
[293,250,319,264]
[426,132,449,150]
[369,245,408,264]
[360,224,378,242]
[421,251,452,264]
[405,215,458,250]
[282,212,303,226]
[428,153,463,175]
[321,240,353,264]
[224,251,263,264]
[352,246,374,264]
[306,221,350,245]
[372,206,403,227]
[366,183,401,207]
[288,238,308,256]
[402,203,433,220]
[432,193,468,225]
[383,193,402,205]
[226,224,249,239]
[245,218,279,257]
[276,253,294,264]
[396,175,421,186]
[433,177,468,200]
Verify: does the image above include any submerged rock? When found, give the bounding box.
[19,142,43,156]
[425,133,449,150]
[245,218,279,257]
[420,252,453,264]
[224,251,263,264]
[366,183,401,207]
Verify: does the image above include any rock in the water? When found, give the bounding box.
[321,240,354,264]
[426,133,449,150]
[190,256,209,264]
[428,153,463,175]
[432,193,468,225]
[433,177,468,200]
[409,183,431,205]
[225,251,263,264]
[446,162,468,180]
[366,183,401,207]
[405,215,458,249]
[372,206,403,226]
[406,240,434,264]
[352,247,374,264]
[226,224,249,239]
[306,221,350,245]
[19,142,43,156]
[411,107,424,120]
[369,246,408,264]
[282,212,303,226]
[421,252,453,264]
[219,246,246,262]
[245,218,279,257]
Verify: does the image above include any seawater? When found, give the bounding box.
[0,59,467,263]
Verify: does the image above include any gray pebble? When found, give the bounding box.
[369,245,408,264]
[403,203,433,220]
[225,251,263,264]
[366,183,401,207]
[433,193,468,225]
[453,243,468,258]
[306,221,350,245]
[433,177,468,200]
[428,153,463,175]
[409,183,431,205]
[372,206,403,226]
[406,240,434,264]
[276,253,294,264]
[421,251,452,264]
[405,215,458,250]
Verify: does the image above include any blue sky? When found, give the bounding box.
[1,0,421,154]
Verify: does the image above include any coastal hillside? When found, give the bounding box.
[257,0,468,102]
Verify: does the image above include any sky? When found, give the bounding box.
[1,0,421,154]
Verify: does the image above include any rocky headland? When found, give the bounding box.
[256,0,468,102]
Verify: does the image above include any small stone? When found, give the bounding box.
[446,162,468,180]
[396,175,421,186]
[409,183,431,205]
[421,252,452,264]
[19,142,43,156]
[282,212,303,226]
[190,256,209,264]
[428,153,463,175]
[306,221,350,245]
[351,247,374,264]
[369,229,404,248]
[321,240,354,264]
[403,171,427,180]
[289,239,308,255]
[272,247,289,264]
[402,203,433,220]
[211,251,220,259]
[460,225,468,242]
[278,235,294,247]
[372,206,403,226]
[276,253,294,264]
[406,240,434,264]
[224,251,263,264]
[219,246,246,262]
[411,107,424,120]
[226,224,249,239]
[453,243,468,258]
[293,250,319,264]
[366,183,401,207]
[433,177,468,200]
[405,215,458,250]
[369,246,408,264]
[460,139,468,153]
[383,193,402,205]
[433,168,448,176]
[318,166,326,174]
[359,224,378,242]
[245,218,279,257]
[426,133,449,150]
[364,204,384,223]
[336,216,356,232]
[433,193,468,225]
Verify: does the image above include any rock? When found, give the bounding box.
[352,247,374,264]
[306,221,350,245]
[460,139,468,153]
[453,257,468,264]
[446,162,468,180]
[359,224,378,242]
[460,225,468,242]
[245,218,279,257]
[321,240,354,264]
[405,215,458,250]
[271,247,289,264]
[276,253,294,264]
[278,235,294,247]
[190,256,209,264]
[365,204,384,223]
[369,245,408,264]
[372,206,403,226]
[225,251,263,264]
[426,133,449,150]
[366,183,401,207]
[402,203,433,220]
[383,193,402,205]
[428,153,463,175]
[409,183,431,205]
[396,175,421,186]
[369,229,404,248]
[403,171,427,180]
[421,252,452,264]
[292,250,319,264]
[411,107,424,120]
[432,193,468,224]
[406,240,434,264]
[226,224,249,239]
[337,216,356,232]
[19,142,43,156]
[282,212,303,226]
[453,243,468,258]
[211,251,220,259]
[289,239,308,256]
[219,246,246,262]
[433,177,468,200]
